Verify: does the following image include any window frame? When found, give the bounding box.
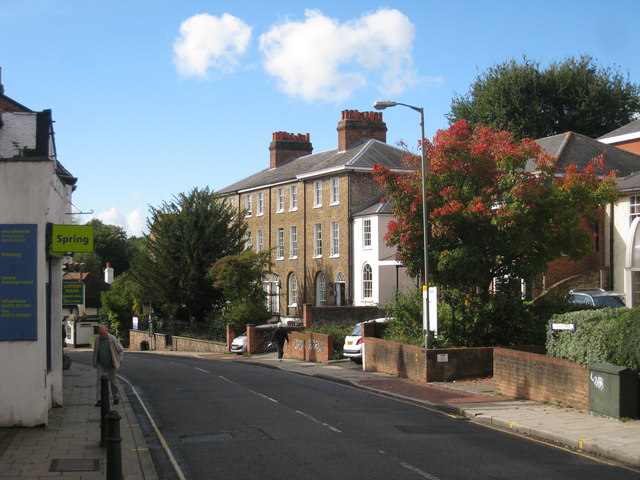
[363,219,372,248]
[314,223,323,257]
[330,177,340,205]
[314,180,323,208]
[276,227,285,259]
[330,221,339,257]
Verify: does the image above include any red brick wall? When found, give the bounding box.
[426,347,494,382]
[494,347,589,410]
[363,337,426,382]
[284,331,333,362]
[612,139,640,155]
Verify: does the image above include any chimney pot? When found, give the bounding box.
[337,109,387,151]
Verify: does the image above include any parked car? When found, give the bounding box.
[343,318,389,363]
[567,288,626,309]
[230,332,247,354]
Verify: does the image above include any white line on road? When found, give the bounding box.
[194,367,209,373]
[295,410,342,433]
[399,461,442,480]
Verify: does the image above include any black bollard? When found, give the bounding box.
[106,410,123,480]
[100,374,109,447]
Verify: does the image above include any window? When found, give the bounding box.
[330,221,339,257]
[363,219,372,247]
[314,180,323,207]
[290,185,298,211]
[245,231,252,250]
[631,195,640,223]
[330,177,340,205]
[316,273,326,306]
[288,274,298,307]
[290,226,298,258]
[276,228,284,259]
[245,194,252,216]
[314,223,323,257]
[264,274,280,313]
[277,188,284,213]
[257,192,264,216]
[362,264,373,298]
[257,230,264,252]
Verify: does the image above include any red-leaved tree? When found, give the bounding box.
[373,120,617,295]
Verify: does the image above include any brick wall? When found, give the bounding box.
[171,336,227,353]
[426,347,494,382]
[284,331,334,362]
[129,330,150,350]
[363,337,427,382]
[303,305,385,329]
[613,139,640,155]
[494,347,589,410]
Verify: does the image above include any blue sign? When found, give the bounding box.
[0,224,38,340]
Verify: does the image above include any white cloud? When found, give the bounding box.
[259,9,422,102]
[173,13,252,78]
[86,207,147,238]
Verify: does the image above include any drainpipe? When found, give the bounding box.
[609,201,615,289]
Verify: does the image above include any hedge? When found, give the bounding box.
[546,307,640,370]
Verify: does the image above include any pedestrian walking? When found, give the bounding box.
[93,325,124,407]
[271,323,289,361]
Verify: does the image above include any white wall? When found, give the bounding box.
[352,214,415,306]
[0,112,37,158]
[0,112,72,425]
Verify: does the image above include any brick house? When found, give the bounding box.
[219,110,412,321]
[598,118,640,155]
[533,130,640,295]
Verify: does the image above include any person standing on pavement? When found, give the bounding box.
[271,323,289,362]
[93,325,124,407]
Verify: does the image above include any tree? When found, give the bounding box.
[131,187,246,324]
[448,55,640,140]
[71,219,132,277]
[208,249,273,329]
[99,273,141,340]
[373,120,617,295]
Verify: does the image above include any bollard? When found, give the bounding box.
[106,410,123,480]
[100,374,109,447]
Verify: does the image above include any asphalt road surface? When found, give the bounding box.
[71,351,640,480]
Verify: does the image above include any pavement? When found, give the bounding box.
[0,349,639,479]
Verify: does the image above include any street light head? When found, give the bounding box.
[373,100,397,110]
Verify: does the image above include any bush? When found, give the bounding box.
[381,289,425,346]
[547,307,640,370]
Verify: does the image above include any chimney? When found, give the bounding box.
[104,262,114,285]
[337,110,387,151]
[269,131,313,169]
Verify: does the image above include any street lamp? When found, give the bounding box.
[374,100,432,348]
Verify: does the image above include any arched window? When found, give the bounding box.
[362,264,373,299]
[288,273,298,307]
[316,272,326,306]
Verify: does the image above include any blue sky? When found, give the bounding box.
[1,0,638,237]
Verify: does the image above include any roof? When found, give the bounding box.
[597,119,640,143]
[218,139,409,194]
[352,195,393,217]
[533,131,640,177]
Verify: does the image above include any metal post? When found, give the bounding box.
[106,410,123,480]
[100,374,109,447]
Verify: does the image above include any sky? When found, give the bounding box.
[1,0,638,237]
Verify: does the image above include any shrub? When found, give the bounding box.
[547,307,640,370]
[381,289,425,346]
[307,325,352,360]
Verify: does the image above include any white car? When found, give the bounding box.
[230,332,247,354]
[343,318,389,363]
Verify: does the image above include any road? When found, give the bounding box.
[71,351,639,480]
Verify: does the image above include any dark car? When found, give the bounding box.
[566,288,626,309]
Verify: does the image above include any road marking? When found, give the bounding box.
[194,367,209,373]
[118,376,187,480]
[579,437,594,449]
[295,410,342,433]
[249,389,279,403]
[399,461,443,479]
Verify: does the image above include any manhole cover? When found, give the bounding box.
[50,458,100,472]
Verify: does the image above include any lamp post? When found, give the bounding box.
[374,100,432,348]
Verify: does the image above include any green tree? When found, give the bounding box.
[208,249,273,329]
[99,273,140,340]
[448,55,640,140]
[132,187,246,324]
[373,120,617,295]
[71,219,132,277]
